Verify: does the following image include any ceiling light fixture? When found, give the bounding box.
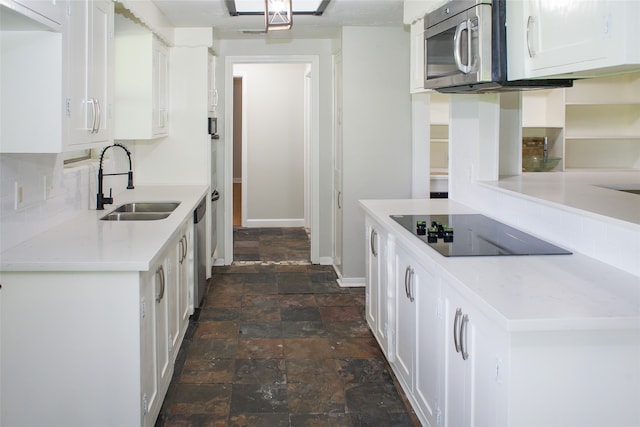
[226,0,331,31]
[265,0,292,31]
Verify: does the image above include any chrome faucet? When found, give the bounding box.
[96,143,134,210]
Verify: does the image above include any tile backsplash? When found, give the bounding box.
[0,153,115,252]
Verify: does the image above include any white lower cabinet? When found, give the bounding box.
[0,217,194,427]
[442,279,507,427]
[173,220,194,358]
[140,219,193,426]
[365,212,640,427]
[365,217,390,357]
[386,236,507,427]
[393,242,442,427]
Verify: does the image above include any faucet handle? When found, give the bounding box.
[104,188,113,205]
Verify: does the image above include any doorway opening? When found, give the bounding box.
[224,56,320,265]
[232,76,243,227]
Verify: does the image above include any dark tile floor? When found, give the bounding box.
[155,228,420,427]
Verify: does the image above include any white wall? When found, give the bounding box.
[340,26,413,280]
[234,63,306,227]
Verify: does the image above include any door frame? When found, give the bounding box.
[224,55,320,264]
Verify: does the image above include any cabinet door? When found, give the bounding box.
[153,259,172,394]
[179,223,194,327]
[13,0,64,25]
[166,237,180,362]
[152,38,169,136]
[443,281,505,427]
[393,244,417,390]
[67,0,113,149]
[140,269,160,427]
[410,19,426,93]
[208,53,217,114]
[414,258,441,427]
[365,218,390,356]
[332,54,343,274]
[507,0,638,79]
[172,222,193,360]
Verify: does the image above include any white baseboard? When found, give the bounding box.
[337,277,365,288]
[316,256,334,265]
[332,264,365,287]
[245,218,305,228]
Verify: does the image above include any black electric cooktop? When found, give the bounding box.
[391,214,572,257]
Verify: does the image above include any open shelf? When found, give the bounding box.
[520,71,640,171]
[565,72,640,105]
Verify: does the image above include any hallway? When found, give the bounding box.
[155,228,419,426]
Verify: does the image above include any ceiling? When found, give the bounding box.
[150,0,405,39]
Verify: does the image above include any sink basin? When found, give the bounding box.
[100,202,180,221]
[522,156,561,172]
[101,212,171,221]
[111,202,180,213]
[597,185,640,196]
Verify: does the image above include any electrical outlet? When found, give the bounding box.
[44,175,54,200]
[14,181,24,210]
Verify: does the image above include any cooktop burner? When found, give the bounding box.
[390,214,572,257]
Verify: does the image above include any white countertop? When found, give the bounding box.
[482,170,640,229]
[360,198,640,332]
[0,185,209,272]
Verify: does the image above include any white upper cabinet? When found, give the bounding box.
[409,18,426,93]
[208,52,217,115]
[114,12,170,140]
[0,28,63,153]
[0,0,64,153]
[404,0,448,24]
[1,0,64,30]
[1,0,113,154]
[12,0,64,26]
[66,0,113,149]
[507,0,640,79]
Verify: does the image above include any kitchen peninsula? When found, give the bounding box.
[361,192,640,427]
[0,185,208,427]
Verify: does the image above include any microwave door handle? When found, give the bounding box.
[454,19,472,74]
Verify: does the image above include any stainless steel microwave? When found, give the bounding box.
[423,0,572,93]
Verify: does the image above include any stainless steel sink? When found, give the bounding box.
[100,201,180,221]
[101,212,171,221]
[111,202,180,213]
[597,185,640,196]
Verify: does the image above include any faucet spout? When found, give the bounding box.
[96,143,135,210]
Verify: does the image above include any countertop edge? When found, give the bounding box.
[0,185,209,273]
[359,198,640,332]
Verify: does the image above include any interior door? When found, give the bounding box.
[333,54,343,273]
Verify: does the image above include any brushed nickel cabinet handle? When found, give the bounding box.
[94,98,101,133]
[453,308,462,353]
[370,229,378,257]
[156,265,165,303]
[526,15,536,58]
[408,267,415,302]
[460,313,469,360]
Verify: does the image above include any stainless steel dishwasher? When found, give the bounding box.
[193,196,207,308]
